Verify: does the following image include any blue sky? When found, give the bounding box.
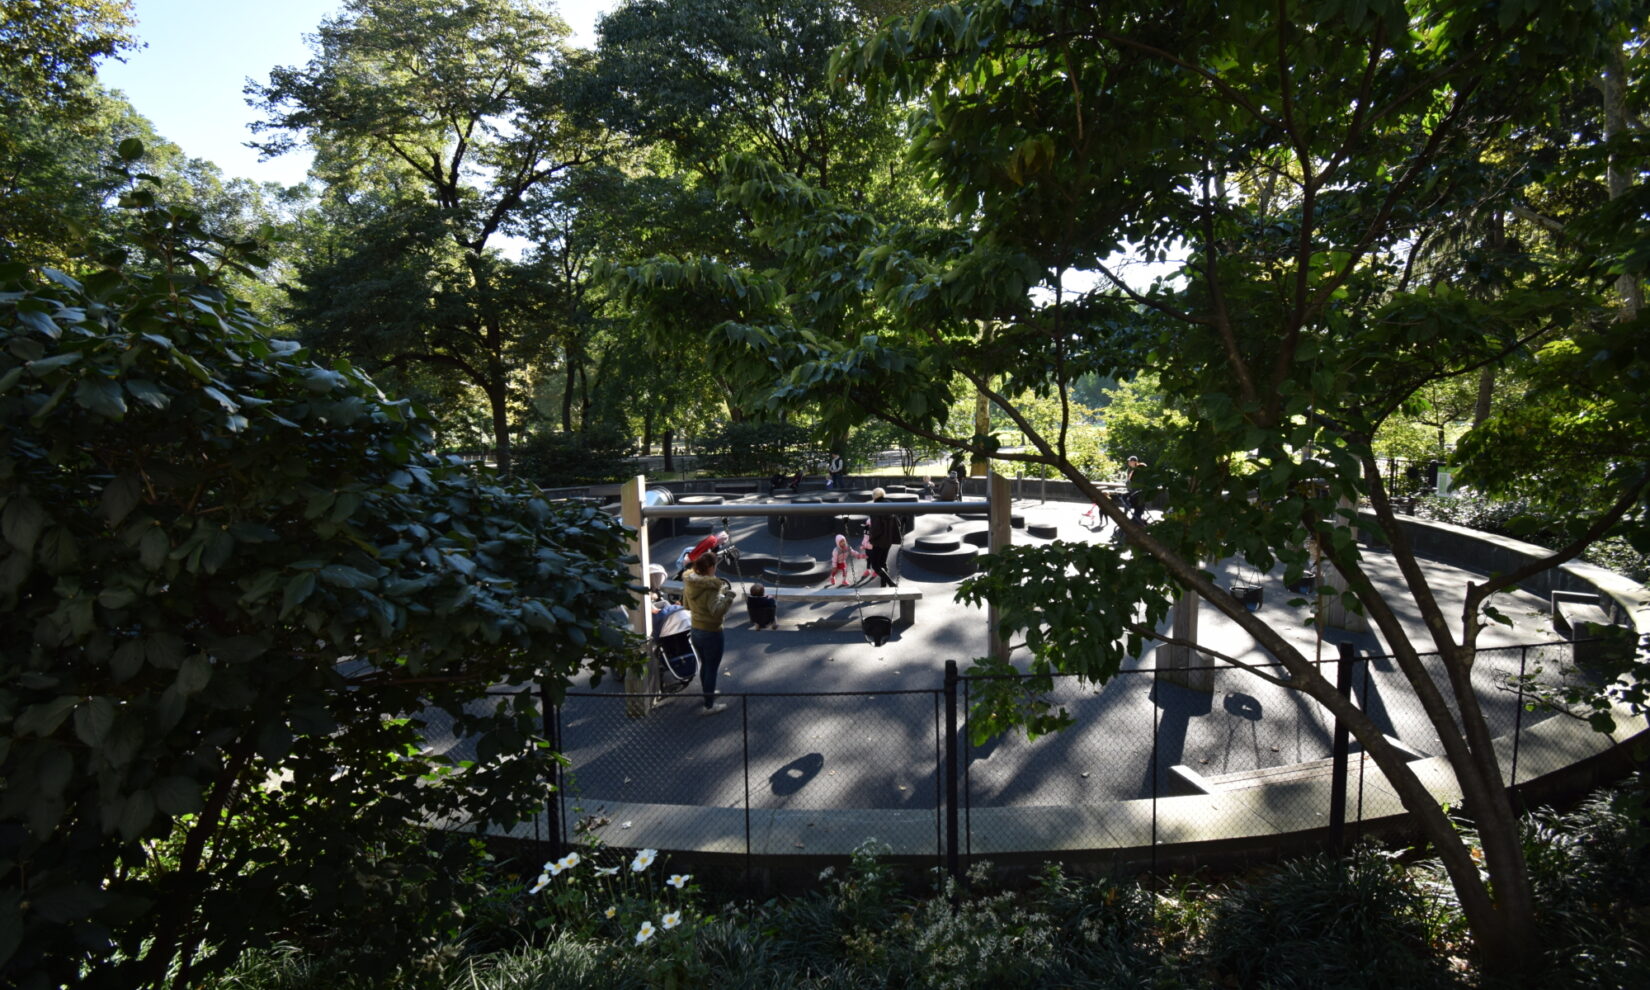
[97,0,617,188]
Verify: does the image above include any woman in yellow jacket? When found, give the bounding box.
[682,550,736,716]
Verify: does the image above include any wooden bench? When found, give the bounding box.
[659,580,923,626]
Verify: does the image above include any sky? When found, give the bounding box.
[97,0,618,189]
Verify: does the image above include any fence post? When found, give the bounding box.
[944,660,960,882]
[542,681,564,859]
[742,695,752,885]
[1511,645,1528,806]
[1328,641,1355,854]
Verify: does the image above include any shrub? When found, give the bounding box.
[514,425,640,486]
[1198,850,1458,989]
[694,420,815,477]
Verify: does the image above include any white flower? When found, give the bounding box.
[634,920,656,944]
[558,852,581,871]
[630,848,657,872]
[604,905,617,919]
[661,911,681,930]
[666,874,690,889]
[528,872,551,894]
[547,861,565,876]
[594,865,620,877]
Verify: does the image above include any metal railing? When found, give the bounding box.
[431,639,1623,879]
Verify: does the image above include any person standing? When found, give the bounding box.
[827,451,845,489]
[1124,455,1148,522]
[682,551,735,715]
[866,487,900,587]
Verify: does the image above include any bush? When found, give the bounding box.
[1198,850,1458,989]
[1415,492,1650,581]
[514,425,640,486]
[694,421,815,477]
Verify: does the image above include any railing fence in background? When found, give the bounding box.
[445,640,1599,885]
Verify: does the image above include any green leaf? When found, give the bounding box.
[139,526,169,571]
[15,696,78,737]
[2,495,47,554]
[125,378,169,410]
[16,308,60,338]
[281,571,316,616]
[76,377,128,419]
[73,697,116,747]
[176,654,212,695]
[100,474,144,526]
[117,137,145,161]
[319,564,376,589]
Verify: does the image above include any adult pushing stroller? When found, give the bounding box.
[648,602,699,696]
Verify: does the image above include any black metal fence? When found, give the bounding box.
[435,640,1617,877]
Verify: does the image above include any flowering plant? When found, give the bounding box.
[515,840,706,985]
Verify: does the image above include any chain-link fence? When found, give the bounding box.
[416,639,1626,878]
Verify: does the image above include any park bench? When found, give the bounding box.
[659,579,923,627]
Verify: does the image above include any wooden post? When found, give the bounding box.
[621,475,653,717]
[987,471,1012,663]
[1159,583,1214,692]
[1318,496,1371,634]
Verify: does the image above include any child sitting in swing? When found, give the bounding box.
[746,583,777,629]
[826,533,864,587]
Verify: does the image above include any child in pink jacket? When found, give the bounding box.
[826,533,864,586]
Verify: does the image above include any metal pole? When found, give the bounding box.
[1355,653,1371,845]
[933,691,942,875]
[1511,645,1527,803]
[742,695,752,888]
[963,676,973,863]
[1329,641,1355,854]
[944,660,960,883]
[543,683,563,858]
[1150,672,1160,882]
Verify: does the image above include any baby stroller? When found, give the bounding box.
[649,603,698,696]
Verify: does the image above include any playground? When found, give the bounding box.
[422,479,1642,862]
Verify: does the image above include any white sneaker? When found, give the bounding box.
[698,703,729,716]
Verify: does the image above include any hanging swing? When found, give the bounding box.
[850,512,898,648]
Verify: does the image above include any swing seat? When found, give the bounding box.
[1230,583,1263,611]
[861,615,893,647]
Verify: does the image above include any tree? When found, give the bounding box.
[610,0,1650,979]
[0,162,634,987]
[252,0,601,475]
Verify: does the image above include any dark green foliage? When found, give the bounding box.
[1199,850,1458,989]
[1523,782,1650,989]
[1416,492,1650,581]
[514,426,640,487]
[0,173,635,987]
[694,421,817,478]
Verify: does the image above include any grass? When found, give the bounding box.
[204,779,1650,990]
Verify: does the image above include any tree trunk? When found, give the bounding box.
[562,343,577,433]
[488,383,512,477]
[1474,366,1495,426]
[662,428,675,473]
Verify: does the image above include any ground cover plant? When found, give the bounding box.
[199,778,1650,990]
